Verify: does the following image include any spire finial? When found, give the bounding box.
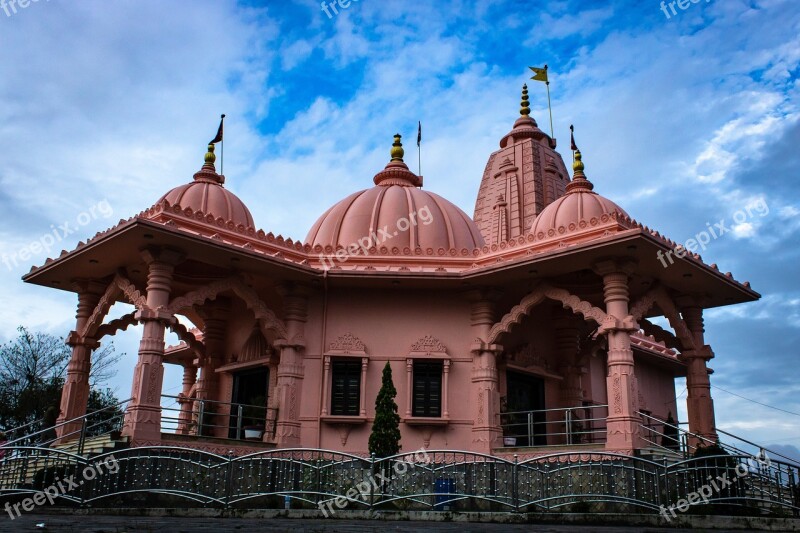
[204,143,216,166]
[520,83,531,116]
[390,133,404,161]
[573,149,585,175]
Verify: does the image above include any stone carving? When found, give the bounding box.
[410,335,447,354]
[329,333,366,353]
[507,343,549,370]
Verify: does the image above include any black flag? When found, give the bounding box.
[417,121,422,147]
[569,124,578,151]
[210,114,225,144]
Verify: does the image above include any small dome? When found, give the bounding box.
[530,149,628,238]
[306,135,485,252]
[149,143,255,229]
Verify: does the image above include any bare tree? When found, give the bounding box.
[0,326,123,432]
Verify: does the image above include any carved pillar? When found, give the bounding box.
[55,280,106,439]
[681,305,718,445]
[555,315,583,408]
[176,365,197,435]
[274,283,308,446]
[122,248,182,443]
[595,260,642,452]
[195,300,229,438]
[467,289,502,454]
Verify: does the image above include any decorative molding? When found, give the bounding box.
[506,343,549,371]
[327,333,367,355]
[409,335,447,355]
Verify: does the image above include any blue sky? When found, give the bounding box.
[0,0,798,457]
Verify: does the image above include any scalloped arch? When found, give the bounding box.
[487,283,608,344]
[629,285,695,350]
[165,277,288,342]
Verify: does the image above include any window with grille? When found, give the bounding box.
[330,360,361,416]
[412,360,443,417]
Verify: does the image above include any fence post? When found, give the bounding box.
[224,450,234,510]
[512,454,519,512]
[79,454,87,508]
[78,417,88,456]
[369,452,376,510]
[566,409,572,446]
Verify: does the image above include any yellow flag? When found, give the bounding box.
[529,65,548,83]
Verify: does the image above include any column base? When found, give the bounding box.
[122,405,163,444]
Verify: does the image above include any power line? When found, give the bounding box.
[711,384,800,418]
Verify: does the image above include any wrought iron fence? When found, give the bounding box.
[0,446,797,516]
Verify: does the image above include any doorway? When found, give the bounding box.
[504,371,547,446]
[229,367,269,439]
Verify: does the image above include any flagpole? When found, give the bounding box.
[417,121,422,181]
[221,114,225,175]
[545,65,554,139]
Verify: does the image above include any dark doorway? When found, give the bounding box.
[504,371,547,446]
[229,367,269,439]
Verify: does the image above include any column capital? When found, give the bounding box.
[681,345,714,361]
[463,287,503,303]
[470,340,503,356]
[134,307,173,324]
[70,279,109,296]
[140,246,186,266]
[65,331,100,349]
[592,258,637,277]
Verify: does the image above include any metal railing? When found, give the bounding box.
[160,395,278,441]
[500,404,608,447]
[0,399,129,455]
[639,412,800,467]
[0,446,797,515]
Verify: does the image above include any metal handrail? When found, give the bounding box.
[160,394,278,441]
[716,427,800,466]
[0,398,131,449]
[500,404,609,447]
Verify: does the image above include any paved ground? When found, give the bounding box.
[0,515,783,533]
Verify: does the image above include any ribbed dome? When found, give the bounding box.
[306,135,485,252]
[149,143,255,229]
[530,150,628,239]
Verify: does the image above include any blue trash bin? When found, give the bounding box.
[434,478,456,510]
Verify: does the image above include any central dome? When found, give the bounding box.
[306,135,485,252]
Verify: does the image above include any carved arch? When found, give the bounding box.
[95,312,138,341]
[168,319,206,360]
[640,318,683,352]
[630,285,695,350]
[487,283,608,344]
[81,273,147,339]
[165,277,288,342]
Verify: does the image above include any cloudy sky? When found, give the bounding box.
[0,0,798,458]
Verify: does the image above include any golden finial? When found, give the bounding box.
[520,84,531,116]
[204,143,216,165]
[390,133,404,161]
[573,149,585,175]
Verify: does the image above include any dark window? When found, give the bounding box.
[331,360,361,416]
[412,360,443,417]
